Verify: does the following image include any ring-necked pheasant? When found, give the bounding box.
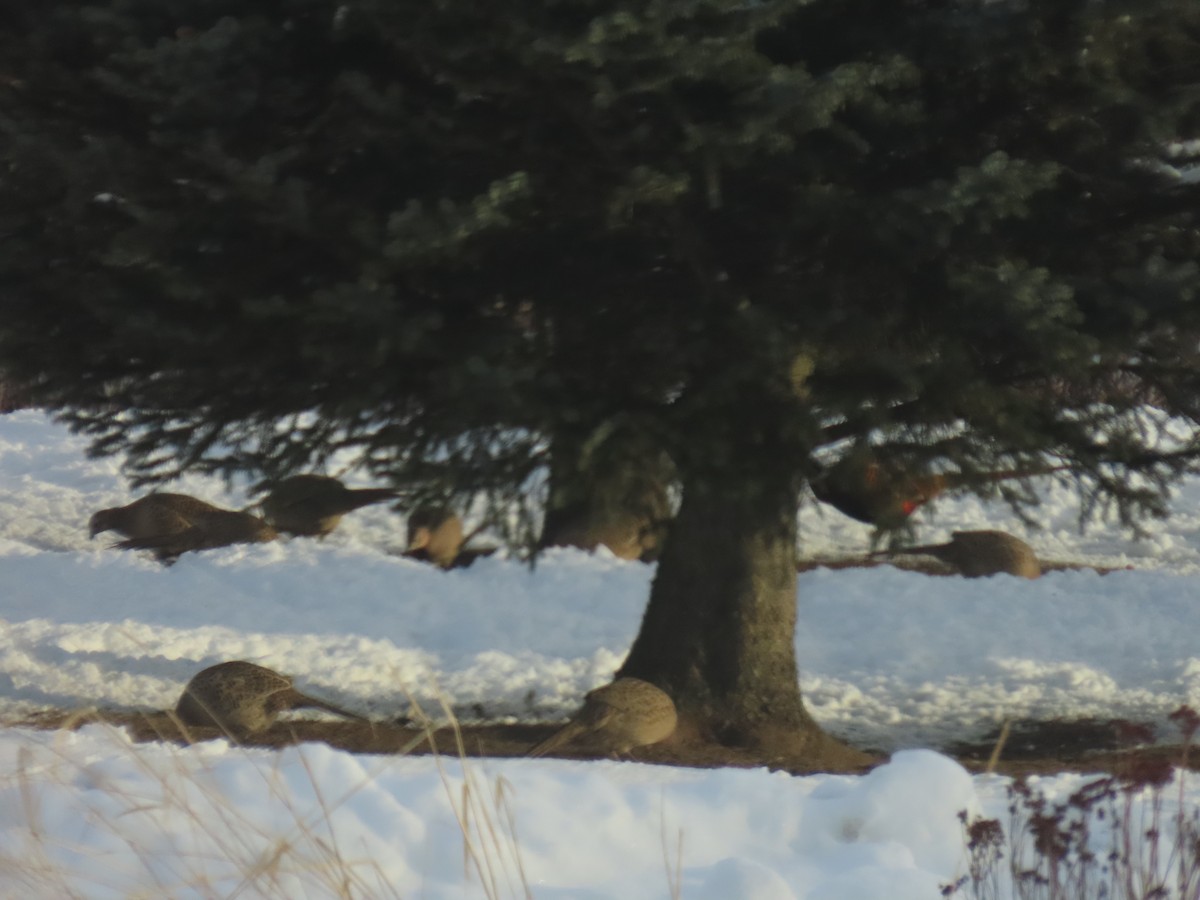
[540,500,670,562]
[810,454,1067,530]
[877,529,1041,579]
[89,493,277,563]
[174,660,366,738]
[527,677,677,759]
[402,505,497,569]
[257,474,398,538]
[404,505,465,567]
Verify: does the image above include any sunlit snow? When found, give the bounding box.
[3,410,1200,898]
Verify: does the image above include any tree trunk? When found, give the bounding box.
[619,468,865,765]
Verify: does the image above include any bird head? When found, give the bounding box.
[405,506,460,550]
[88,509,116,539]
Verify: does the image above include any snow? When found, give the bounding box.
[3,409,1200,897]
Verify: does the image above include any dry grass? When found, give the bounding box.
[944,707,1200,900]
[412,689,534,900]
[3,725,398,897]
[0,693,536,899]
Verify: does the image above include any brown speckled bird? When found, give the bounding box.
[540,461,673,563]
[882,529,1041,579]
[527,677,677,759]
[90,493,277,563]
[258,474,399,538]
[404,505,467,568]
[541,507,668,562]
[175,660,366,738]
[811,455,1067,530]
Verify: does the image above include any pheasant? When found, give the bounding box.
[89,493,277,563]
[175,660,366,738]
[257,474,398,538]
[404,505,467,567]
[877,529,1041,579]
[527,677,677,759]
[540,498,670,562]
[811,454,1067,529]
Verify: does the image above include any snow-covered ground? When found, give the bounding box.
[3,410,1200,898]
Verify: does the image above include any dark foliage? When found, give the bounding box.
[0,1,1197,502]
[3,0,1200,746]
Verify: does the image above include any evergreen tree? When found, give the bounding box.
[2,0,1200,760]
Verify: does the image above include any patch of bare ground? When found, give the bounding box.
[6,707,878,774]
[946,716,1198,778]
[8,708,1191,780]
[798,555,1133,575]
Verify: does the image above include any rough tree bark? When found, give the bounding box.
[618,464,868,767]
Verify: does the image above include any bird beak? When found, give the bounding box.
[406,527,430,552]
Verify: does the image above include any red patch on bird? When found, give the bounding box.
[902,500,919,516]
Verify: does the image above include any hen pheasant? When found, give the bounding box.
[527,678,677,759]
[175,660,365,738]
[258,474,398,538]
